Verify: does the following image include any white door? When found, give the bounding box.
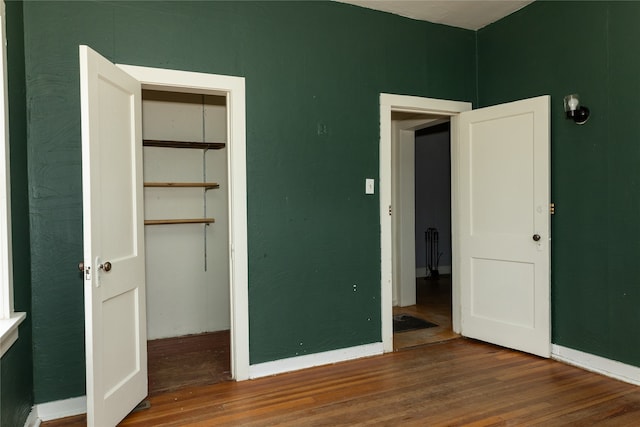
[80,45,147,426]
[458,95,550,358]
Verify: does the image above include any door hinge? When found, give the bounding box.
[388,205,392,216]
[550,203,555,215]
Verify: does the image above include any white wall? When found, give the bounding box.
[142,90,230,340]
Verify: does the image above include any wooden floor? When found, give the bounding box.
[393,275,459,350]
[147,330,231,395]
[44,338,640,426]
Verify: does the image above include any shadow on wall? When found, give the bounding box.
[415,123,451,277]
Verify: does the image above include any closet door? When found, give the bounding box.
[80,45,147,427]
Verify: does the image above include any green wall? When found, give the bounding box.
[478,1,640,366]
[1,1,34,426]
[14,0,640,413]
[22,1,476,403]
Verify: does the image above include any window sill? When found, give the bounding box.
[0,312,26,357]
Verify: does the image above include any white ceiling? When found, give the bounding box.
[336,0,535,31]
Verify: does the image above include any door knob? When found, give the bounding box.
[532,234,541,242]
[99,261,112,272]
[78,262,84,272]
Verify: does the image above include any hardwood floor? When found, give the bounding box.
[43,338,640,426]
[393,275,459,350]
[147,330,231,395]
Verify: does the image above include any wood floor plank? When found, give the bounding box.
[147,330,231,395]
[43,339,640,426]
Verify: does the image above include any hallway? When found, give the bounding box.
[393,275,459,350]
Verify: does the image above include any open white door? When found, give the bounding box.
[457,95,550,357]
[80,45,147,426]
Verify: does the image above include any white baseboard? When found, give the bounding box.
[34,395,86,422]
[552,344,640,386]
[249,342,384,379]
[23,409,40,427]
[416,265,451,278]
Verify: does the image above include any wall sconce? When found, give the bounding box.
[564,94,590,125]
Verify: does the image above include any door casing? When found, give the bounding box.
[118,64,250,380]
[380,94,471,352]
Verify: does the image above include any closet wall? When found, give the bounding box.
[142,90,230,340]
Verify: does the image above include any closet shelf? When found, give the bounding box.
[143,139,226,150]
[144,218,215,226]
[144,182,220,190]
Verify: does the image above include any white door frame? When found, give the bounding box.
[118,64,250,380]
[380,94,471,352]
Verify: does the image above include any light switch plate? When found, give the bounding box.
[365,178,375,194]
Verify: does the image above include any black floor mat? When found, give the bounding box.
[393,314,438,333]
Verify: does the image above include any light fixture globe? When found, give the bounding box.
[564,93,590,125]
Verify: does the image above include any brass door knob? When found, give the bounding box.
[99,261,112,272]
[78,262,84,272]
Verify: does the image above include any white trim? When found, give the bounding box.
[249,343,384,379]
[0,311,25,356]
[552,344,640,386]
[381,94,470,115]
[380,101,393,352]
[116,64,250,381]
[0,1,24,357]
[23,408,40,427]
[34,396,87,422]
[380,94,471,352]
[0,0,14,319]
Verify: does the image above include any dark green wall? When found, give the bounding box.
[478,1,640,366]
[1,1,34,426]
[17,0,640,412]
[22,1,476,402]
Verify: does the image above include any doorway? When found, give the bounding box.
[141,89,231,393]
[380,93,551,357]
[390,114,459,350]
[81,46,250,425]
[118,63,250,381]
[379,94,472,352]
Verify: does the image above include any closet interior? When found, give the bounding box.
[141,89,231,394]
